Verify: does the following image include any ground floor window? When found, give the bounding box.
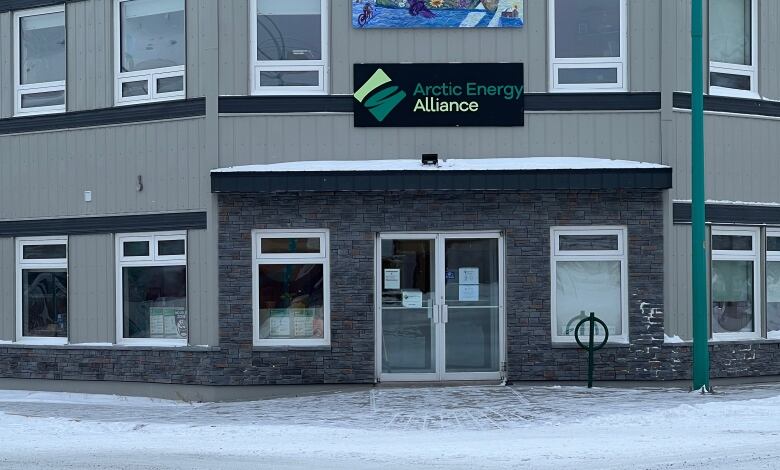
[711,227,760,340]
[252,230,330,346]
[16,237,68,343]
[550,227,628,343]
[765,231,780,339]
[115,232,188,345]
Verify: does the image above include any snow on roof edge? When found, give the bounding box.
[212,157,670,174]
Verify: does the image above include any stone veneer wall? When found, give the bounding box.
[2,189,780,385]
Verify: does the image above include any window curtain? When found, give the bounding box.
[556,261,622,336]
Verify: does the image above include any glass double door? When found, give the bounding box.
[378,233,504,381]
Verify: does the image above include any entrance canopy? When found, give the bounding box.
[211,157,672,193]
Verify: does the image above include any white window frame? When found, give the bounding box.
[550,227,629,344]
[249,0,329,96]
[548,0,628,92]
[252,229,331,347]
[113,0,186,106]
[710,226,761,341]
[767,229,780,339]
[13,5,66,116]
[709,0,759,99]
[15,236,68,345]
[115,231,188,346]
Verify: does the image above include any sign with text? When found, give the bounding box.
[354,63,524,127]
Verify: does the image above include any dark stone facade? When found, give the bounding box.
[2,189,780,385]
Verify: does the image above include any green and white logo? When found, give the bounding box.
[354,69,407,122]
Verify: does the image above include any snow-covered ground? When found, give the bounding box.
[1,383,780,469]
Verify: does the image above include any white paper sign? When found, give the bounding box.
[459,267,479,285]
[402,290,423,308]
[268,310,291,337]
[384,269,401,290]
[458,284,480,302]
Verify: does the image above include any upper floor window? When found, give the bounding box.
[250,0,329,95]
[709,0,758,98]
[13,6,66,116]
[549,0,627,92]
[114,0,186,105]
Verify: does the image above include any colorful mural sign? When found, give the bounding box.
[352,0,524,29]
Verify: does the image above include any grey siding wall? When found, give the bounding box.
[0,118,212,220]
[0,238,13,342]
[667,112,780,203]
[0,12,11,119]
[68,234,115,344]
[219,112,662,167]
[218,0,662,96]
[187,226,219,346]
[758,0,780,100]
[186,0,218,99]
[218,0,249,96]
[67,0,112,112]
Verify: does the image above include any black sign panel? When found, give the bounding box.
[353,63,524,127]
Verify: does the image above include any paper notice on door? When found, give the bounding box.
[458,284,480,302]
[459,267,479,285]
[401,290,423,308]
[384,269,401,290]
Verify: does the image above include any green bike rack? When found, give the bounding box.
[574,312,609,389]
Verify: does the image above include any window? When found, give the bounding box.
[766,231,780,339]
[709,0,758,98]
[549,0,627,91]
[116,232,188,345]
[252,230,330,346]
[550,227,628,343]
[13,6,66,116]
[250,0,329,95]
[114,0,185,105]
[711,227,761,340]
[16,237,68,344]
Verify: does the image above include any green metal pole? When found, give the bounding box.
[691,0,710,391]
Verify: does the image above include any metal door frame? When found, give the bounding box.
[375,232,505,382]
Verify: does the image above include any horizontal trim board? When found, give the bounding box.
[0,212,207,237]
[673,92,780,118]
[212,168,672,193]
[218,92,661,115]
[525,92,660,112]
[0,0,85,13]
[219,96,352,114]
[0,98,205,136]
[673,203,780,225]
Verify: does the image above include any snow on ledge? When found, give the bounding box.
[664,334,689,344]
[212,157,670,174]
[674,199,780,207]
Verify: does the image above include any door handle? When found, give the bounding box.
[441,305,449,324]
